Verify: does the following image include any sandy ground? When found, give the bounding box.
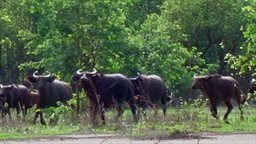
[0,133,256,144]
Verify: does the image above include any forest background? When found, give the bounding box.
[1,0,256,98]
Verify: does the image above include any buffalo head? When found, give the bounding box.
[72,69,97,81]
[129,75,144,96]
[191,75,206,90]
[0,85,13,105]
[79,69,104,95]
[191,75,221,90]
[28,71,57,91]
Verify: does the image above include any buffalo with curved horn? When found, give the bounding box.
[27,71,72,125]
[72,68,138,125]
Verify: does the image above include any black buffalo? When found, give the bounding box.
[28,71,72,125]
[0,84,31,118]
[246,78,256,103]
[248,78,256,94]
[72,69,138,124]
[191,75,246,123]
[129,74,168,117]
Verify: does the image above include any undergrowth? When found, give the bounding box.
[0,96,256,140]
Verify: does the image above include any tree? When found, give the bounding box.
[226,2,256,76]
[0,0,29,83]
[163,0,247,74]
[126,11,203,95]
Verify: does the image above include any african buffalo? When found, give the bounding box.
[191,75,246,123]
[27,71,72,125]
[0,84,31,118]
[72,69,138,124]
[248,78,256,94]
[129,74,168,117]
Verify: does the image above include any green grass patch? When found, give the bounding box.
[0,102,256,140]
[0,123,81,140]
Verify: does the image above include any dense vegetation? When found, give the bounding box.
[1,1,256,139]
[0,0,256,97]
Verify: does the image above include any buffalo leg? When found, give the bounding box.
[1,107,8,118]
[90,105,97,125]
[7,108,11,119]
[91,104,101,125]
[39,112,46,125]
[129,101,138,122]
[24,107,28,116]
[33,111,39,123]
[1,108,5,118]
[116,103,124,122]
[223,101,233,123]
[210,101,218,119]
[239,105,244,120]
[142,107,147,120]
[99,107,106,125]
[16,106,21,116]
[236,95,244,120]
[17,102,25,117]
[33,110,46,125]
[161,96,167,116]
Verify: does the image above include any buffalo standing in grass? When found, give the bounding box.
[72,69,138,124]
[27,71,72,125]
[129,74,168,117]
[191,75,246,123]
[0,84,31,118]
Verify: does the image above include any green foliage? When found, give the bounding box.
[2,0,256,140]
[176,96,208,122]
[0,0,254,97]
[126,12,202,95]
[226,1,256,76]
[45,102,73,125]
[163,0,247,74]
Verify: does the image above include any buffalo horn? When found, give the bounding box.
[43,71,51,78]
[86,68,97,75]
[76,69,84,75]
[32,71,39,78]
[32,70,51,78]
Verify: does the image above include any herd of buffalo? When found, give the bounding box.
[0,69,255,125]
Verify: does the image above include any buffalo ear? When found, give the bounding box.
[138,77,144,83]
[27,76,39,83]
[72,74,81,82]
[9,85,15,89]
[11,84,18,89]
[98,72,104,78]
[204,75,212,81]
[47,75,56,82]
[94,73,103,79]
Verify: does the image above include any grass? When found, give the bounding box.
[0,122,81,140]
[0,102,256,140]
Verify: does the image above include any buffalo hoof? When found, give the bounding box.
[40,120,46,125]
[212,114,218,119]
[224,119,230,124]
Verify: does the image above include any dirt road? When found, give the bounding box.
[1,133,255,144]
